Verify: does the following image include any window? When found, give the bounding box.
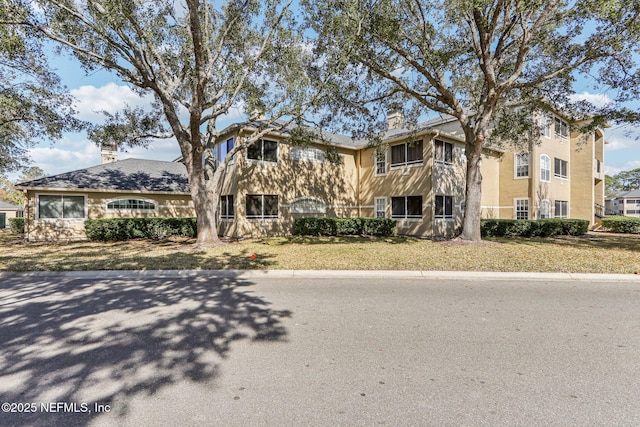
[515,152,529,178]
[375,149,387,175]
[375,197,386,218]
[540,155,551,182]
[434,139,453,164]
[390,141,423,167]
[107,199,156,210]
[434,195,454,219]
[554,158,568,179]
[539,199,551,219]
[540,115,551,138]
[290,197,326,214]
[220,195,234,220]
[247,139,278,162]
[391,196,422,219]
[554,117,569,139]
[216,137,235,162]
[38,195,85,219]
[246,195,278,219]
[555,200,568,218]
[291,146,325,162]
[515,199,529,220]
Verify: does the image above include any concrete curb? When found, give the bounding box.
[0,269,638,282]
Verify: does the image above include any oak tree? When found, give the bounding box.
[306,0,638,241]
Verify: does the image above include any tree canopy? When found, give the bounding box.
[14,0,333,245]
[305,0,640,240]
[0,0,83,174]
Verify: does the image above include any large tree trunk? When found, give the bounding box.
[192,175,221,246]
[459,141,483,242]
[186,147,223,247]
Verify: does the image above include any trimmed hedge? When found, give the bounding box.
[8,217,25,234]
[294,217,397,237]
[481,218,589,238]
[85,218,197,241]
[600,216,640,234]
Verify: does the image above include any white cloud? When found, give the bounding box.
[71,83,154,122]
[569,91,612,109]
[604,124,640,152]
[27,139,100,177]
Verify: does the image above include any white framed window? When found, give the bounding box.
[540,115,551,138]
[289,197,326,214]
[375,149,387,176]
[290,146,325,162]
[246,194,278,220]
[515,198,529,220]
[220,195,234,220]
[539,199,551,219]
[514,152,529,178]
[554,200,568,218]
[554,158,568,179]
[434,195,454,219]
[540,154,551,182]
[434,139,453,164]
[38,194,86,219]
[554,117,569,139]
[390,141,423,167]
[216,137,235,163]
[107,199,156,211]
[391,196,422,219]
[375,197,386,218]
[247,139,278,162]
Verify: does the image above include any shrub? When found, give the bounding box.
[9,217,25,234]
[294,217,396,237]
[601,216,640,234]
[85,218,197,241]
[481,218,589,238]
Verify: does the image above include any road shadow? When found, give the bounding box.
[0,272,291,426]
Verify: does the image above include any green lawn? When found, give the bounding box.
[1,230,639,274]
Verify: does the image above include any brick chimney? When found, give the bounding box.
[101,142,118,164]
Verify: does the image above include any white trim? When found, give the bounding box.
[540,154,551,182]
[105,197,158,213]
[36,193,88,221]
[246,138,279,164]
[375,149,387,176]
[514,152,529,179]
[375,197,386,218]
[21,187,190,196]
[514,198,530,220]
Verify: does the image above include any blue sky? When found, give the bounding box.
[14,47,640,182]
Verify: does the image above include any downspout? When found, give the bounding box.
[23,189,29,241]
[529,139,535,220]
[356,149,361,217]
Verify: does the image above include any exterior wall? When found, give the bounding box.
[218,135,360,238]
[0,209,21,226]
[431,140,466,237]
[480,154,501,219]
[497,148,532,219]
[359,138,433,237]
[24,190,194,241]
[570,131,596,224]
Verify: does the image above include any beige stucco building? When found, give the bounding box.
[17,112,606,241]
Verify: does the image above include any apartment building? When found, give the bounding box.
[17,112,605,241]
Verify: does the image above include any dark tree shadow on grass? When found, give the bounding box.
[0,272,290,426]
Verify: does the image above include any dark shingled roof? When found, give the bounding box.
[16,158,190,193]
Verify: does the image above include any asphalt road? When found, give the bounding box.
[1,271,639,426]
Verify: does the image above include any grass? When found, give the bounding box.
[0,230,639,274]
